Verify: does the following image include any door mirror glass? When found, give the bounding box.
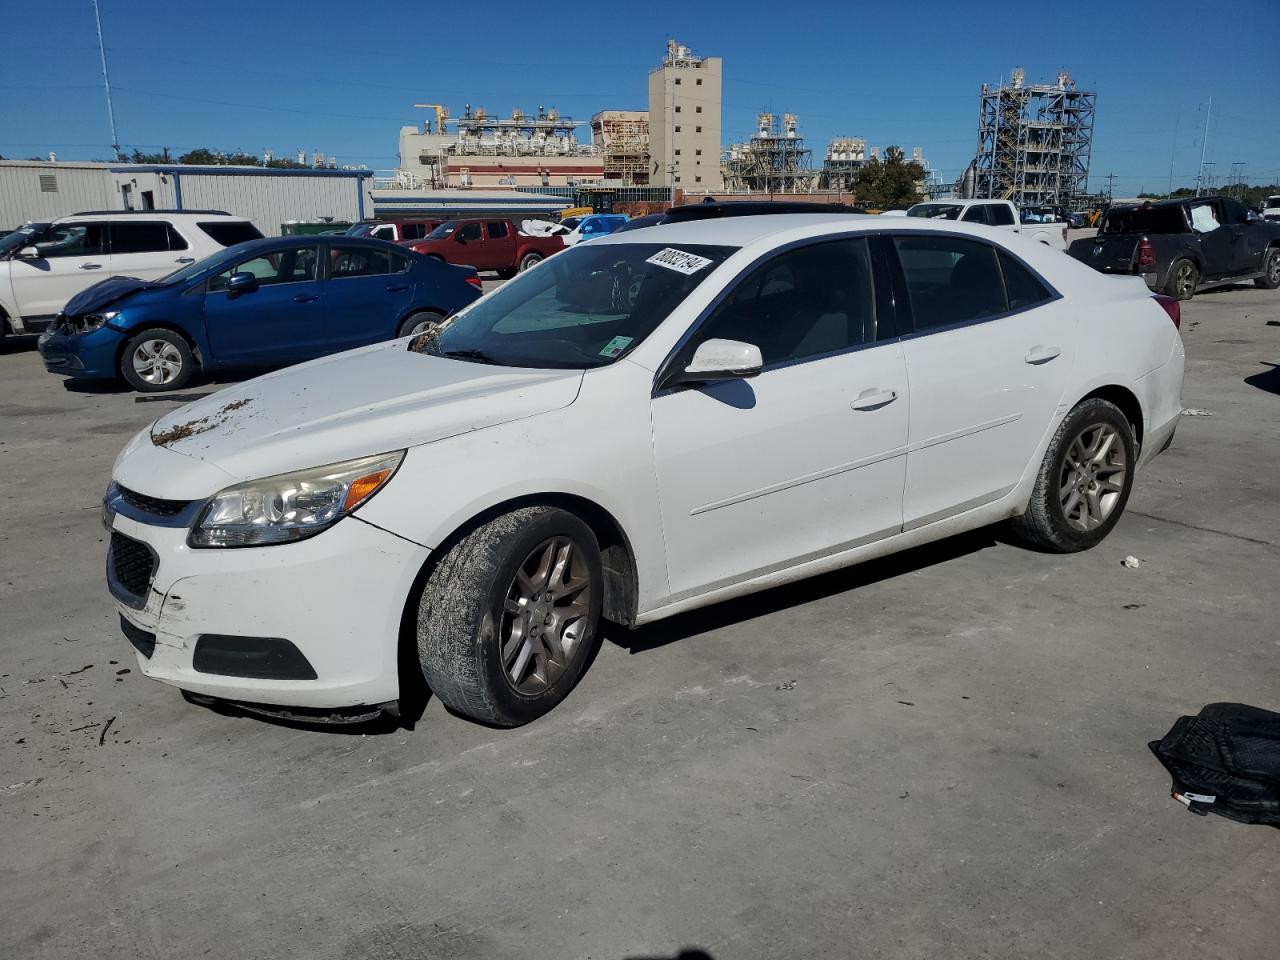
[227,271,259,294]
[676,338,763,385]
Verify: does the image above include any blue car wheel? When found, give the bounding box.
[120,327,195,393]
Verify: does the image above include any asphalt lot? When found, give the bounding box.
[2,281,1278,959]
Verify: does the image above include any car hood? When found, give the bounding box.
[62,275,165,316]
[133,339,583,491]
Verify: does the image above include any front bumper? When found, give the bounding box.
[108,510,431,708]
[38,323,124,379]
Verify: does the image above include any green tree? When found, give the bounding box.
[852,146,926,208]
[129,148,172,163]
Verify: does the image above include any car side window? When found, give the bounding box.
[328,245,394,278]
[688,238,877,368]
[999,250,1055,311]
[111,221,177,255]
[988,204,1016,226]
[962,206,988,225]
[371,225,395,240]
[486,221,509,239]
[893,235,1006,331]
[458,223,482,242]
[1188,202,1222,234]
[1222,199,1249,225]
[208,246,318,292]
[33,222,106,258]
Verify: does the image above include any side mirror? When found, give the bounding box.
[668,338,763,388]
[17,245,40,259]
[226,271,259,294]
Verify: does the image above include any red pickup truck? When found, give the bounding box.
[405,219,564,278]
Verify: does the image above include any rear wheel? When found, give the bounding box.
[519,251,543,272]
[1165,259,1198,301]
[397,310,444,338]
[120,328,194,392]
[416,506,603,726]
[1009,398,1135,553]
[1255,248,1280,290]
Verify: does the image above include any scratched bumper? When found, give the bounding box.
[108,511,430,708]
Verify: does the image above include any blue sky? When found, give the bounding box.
[3,0,1278,192]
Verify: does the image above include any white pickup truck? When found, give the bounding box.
[904,199,1069,250]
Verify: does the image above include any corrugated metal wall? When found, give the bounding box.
[1,162,372,236]
[177,174,368,235]
[0,163,119,229]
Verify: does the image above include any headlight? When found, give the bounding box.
[189,451,404,548]
[64,310,118,334]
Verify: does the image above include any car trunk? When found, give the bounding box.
[1072,235,1141,274]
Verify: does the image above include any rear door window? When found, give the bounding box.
[110,221,178,254]
[988,204,1016,226]
[486,221,509,239]
[893,235,1007,331]
[328,244,395,278]
[197,221,265,247]
[999,250,1055,311]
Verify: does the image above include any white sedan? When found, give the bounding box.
[105,214,1185,726]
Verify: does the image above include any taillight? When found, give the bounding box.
[1137,237,1156,268]
[1152,293,1180,330]
[465,275,482,290]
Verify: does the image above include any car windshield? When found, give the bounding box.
[560,217,582,230]
[411,241,736,369]
[1101,207,1186,234]
[345,223,374,237]
[426,222,458,239]
[0,222,49,256]
[1267,197,1280,208]
[907,204,962,220]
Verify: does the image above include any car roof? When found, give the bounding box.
[592,212,875,247]
[59,210,249,222]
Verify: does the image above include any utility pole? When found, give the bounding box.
[1166,107,1180,197]
[91,0,122,161]
[1195,97,1212,197]
[1105,172,1117,202]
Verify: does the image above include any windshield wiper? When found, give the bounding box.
[436,347,504,366]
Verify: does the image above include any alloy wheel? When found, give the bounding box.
[499,536,593,694]
[1175,263,1196,298]
[407,318,438,336]
[1059,423,1127,532]
[1268,253,1280,286]
[132,340,184,385]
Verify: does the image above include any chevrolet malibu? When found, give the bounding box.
[105,214,1185,727]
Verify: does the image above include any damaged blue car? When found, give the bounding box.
[37,234,482,392]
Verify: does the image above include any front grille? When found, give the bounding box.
[108,532,156,608]
[117,485,191,518]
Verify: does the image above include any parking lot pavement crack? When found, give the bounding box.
[1129,510,1279,549]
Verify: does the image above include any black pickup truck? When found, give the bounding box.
[1067,196,1280,300]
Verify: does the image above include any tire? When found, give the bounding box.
[1009,398,1136,553]
[120,328,194,392]
[518,251,543,272]
[1254,248,1280,290]
[1164,258,1198,301]
[415,506,604,726]
[397,310,444,338]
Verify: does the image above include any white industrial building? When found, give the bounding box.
[0,160,374,234]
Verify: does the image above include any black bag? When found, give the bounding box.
[1149,702,1280,826]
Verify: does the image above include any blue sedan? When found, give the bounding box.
[37,235,482,392]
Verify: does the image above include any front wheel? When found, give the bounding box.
[120,328,194,392]
[1009,398,1136,553]
[416,506,603,726]
[518,251,543,272]
[1165,259,1198,301]
[397,310,444,338]
[1255,248,1280,290]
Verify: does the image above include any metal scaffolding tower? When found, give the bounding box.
[974,68,1096,208]
[818,137,866,191]
[723,113,818,193]
[591,111,650,185]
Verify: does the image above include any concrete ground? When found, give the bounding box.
[1,283,1277,960]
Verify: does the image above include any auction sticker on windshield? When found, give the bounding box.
[599,335,633,358]
[646,248,714,275]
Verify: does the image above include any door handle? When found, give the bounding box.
[175,257,195,264]
[79,263,103,270]
[1024,345,1061,365]
[385,284,410,292]
[850,388,898,411]
[293,294,320,303]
